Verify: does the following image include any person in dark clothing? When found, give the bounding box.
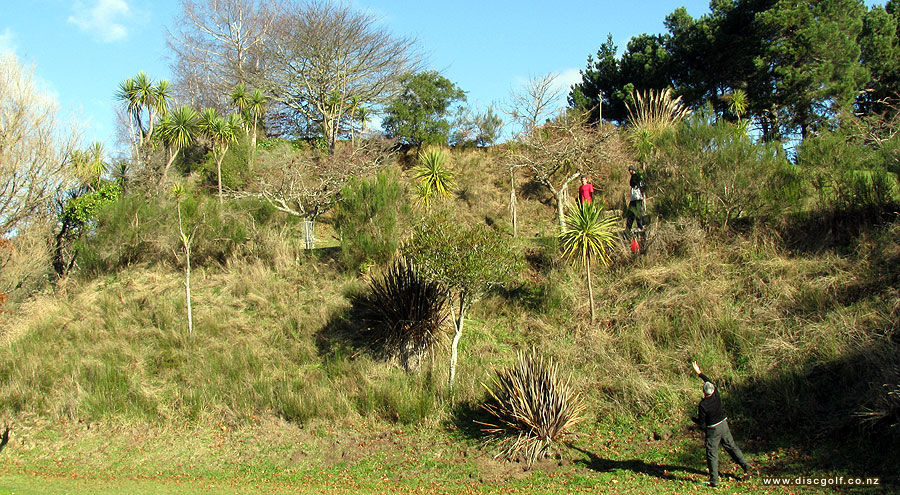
[626,165,646,231]
[691,361,752,487]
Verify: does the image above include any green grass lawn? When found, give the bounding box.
[0,419,880,495]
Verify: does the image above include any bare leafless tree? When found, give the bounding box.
[234,139,393,248]
[508,113,627,233]
[167,0,275,109]
[506,73,564,139]
[259,1,420,153]
[0,53,78,237]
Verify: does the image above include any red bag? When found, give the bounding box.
[630,238,640,253]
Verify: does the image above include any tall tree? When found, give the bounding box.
[569,36,623,123]
[857,5,900,115]
[569,34,672,124]
[230,83,266,167]
[198,109,241,203]
[402,217,521,393]
[757,0,869,139]
[156,105,199,184]
[116,72,172,154]
[260,1,420,153]
[0,53,79,237]
[167,0,275,108]
[382,71,466,148]
[509,73,565,136]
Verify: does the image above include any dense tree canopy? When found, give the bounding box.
[570,0,899,141]
[382,71,466,148]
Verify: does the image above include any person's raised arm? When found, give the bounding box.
[692,361,712,384]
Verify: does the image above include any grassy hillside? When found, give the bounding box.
[1,140,898,492]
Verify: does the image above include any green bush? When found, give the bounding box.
[799,130,900,213]
[650,114,794,226]
[334,171,410,271]
[77,190,253,274]
[76,194,171,274]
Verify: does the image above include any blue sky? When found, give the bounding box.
[1,0,880,154]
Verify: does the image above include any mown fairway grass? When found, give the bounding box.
[0,417,886,494]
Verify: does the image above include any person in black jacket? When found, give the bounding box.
[691,361,752,487]
[626,165,646,231]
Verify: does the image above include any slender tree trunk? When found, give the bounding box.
[586,258,595,324]
[598,94,602,123]
[216,156,223,203]
[249,119,258,170]
[510,171,518,237]
[127,113,140,164]
[161,148,179,186]
[177,205,193,339]
[555,172,581,233]
[185,242,193,339]
[216,144,228,204]
[303,219,316,249]
[448,295,467,394]
[556,190,566,234]
[52,221,71,279]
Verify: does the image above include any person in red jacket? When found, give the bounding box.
[691,361,752,487]
[577,175,594,206]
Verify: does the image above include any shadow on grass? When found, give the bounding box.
[568,444,708,482]
[722,337,900,484]
[447,400,494,442]
[313,295,371,360]
[780,207,898,255]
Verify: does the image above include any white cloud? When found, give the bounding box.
[554,68,583,95]
[68,0,132,42]
[0,28,16,55]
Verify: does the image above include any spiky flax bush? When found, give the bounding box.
[355,257,448,370]
[480,349,585,466]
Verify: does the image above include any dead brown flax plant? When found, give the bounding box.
[479,349,585,467]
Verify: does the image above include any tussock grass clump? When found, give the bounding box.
[479,349,585,467]
[354,257,448,370]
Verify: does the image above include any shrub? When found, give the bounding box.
[0,221,53,302]
[799,130,900,214]
[76,194,170,274]
[651,114,792,226]
[354,257,449,370]
[479,349,585,467]
[76,190,254,275]
[334,171,410,271]
[198,137,251,192]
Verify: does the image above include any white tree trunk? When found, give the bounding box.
[216,151,224,204]
[249,120,258,170]
[185,247,193,338]
[448,297,467,394]
[510,171,518,237]
[555,172,581,233]
[303,219,316,249]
